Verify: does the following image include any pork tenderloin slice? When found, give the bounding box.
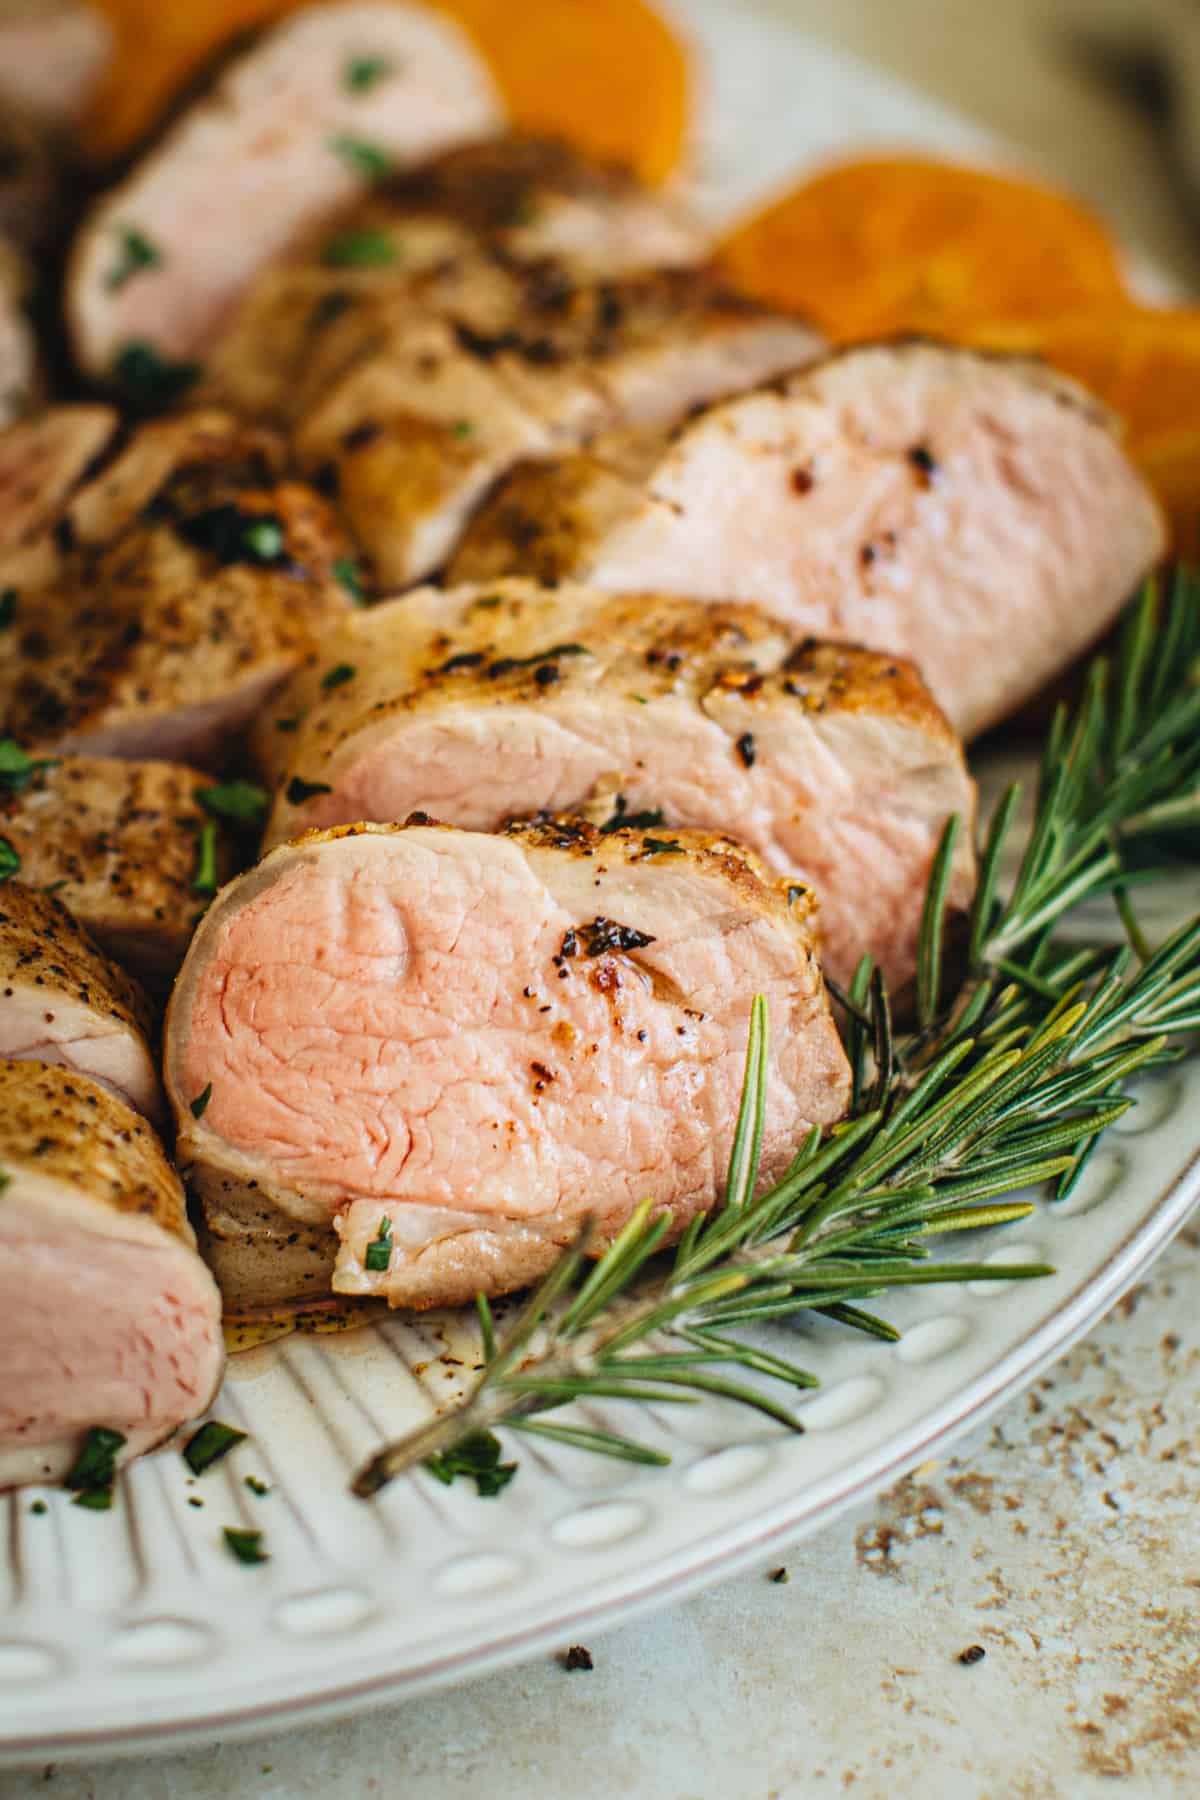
[165,818,851,1310]
[257,579,976,994]
[277,265,819,586]
[0,755,234,986]
[0,404,117,555]
[0,1060,223,1490]
[448,341,1167,739]
[66,1,504,378]
[199,132,709,429]
[357,134,705,277]
[0,410,354,765]
[0,881,162,1121]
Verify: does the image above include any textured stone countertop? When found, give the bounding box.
[5,3,1198,1795]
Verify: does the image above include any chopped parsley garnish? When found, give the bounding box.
[242,518,285,561]
[321,662,356,690]
[73,1488,114,1511]
[0,838,19,883]
[344,53,394,90]
[190,1082,213,1120]
[244,1476,271,1497]
[600,797,665,835]
[452,419,473,439]
[275,715,302,733]
[0,588,15,629]
[191,820,219,895]
[177,503,286,566]
[105,227,162,292]
[328,133,392,181]
[223,1527,269,1566]
[64,1426,125,1500]
[364,1214,393,1273]
[286,776,333,805]
[321,229,399,268]
[183,1420,247,1476]
[196,780,270,827]
[425,1429,517,1497]
[30,1500,47,1516]
[43,880,69,894]
[111,341,201,412]
[639,837,685,857]
[578,917,656,958]
[0,738,56,794]
[333,557,366,603]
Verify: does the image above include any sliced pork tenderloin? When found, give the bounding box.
[0,409,355,764]
[0,881,162,1121]
[354,134,704,276]
[200,132,709,426]
[67,1,504,380]
[0,404,118,556]
[165,818,851,1312]
[0,1060,223,1491]
[0,755,235,985]
[448,341,1167,739]
[256,579,976,994]
[205,260,821,587]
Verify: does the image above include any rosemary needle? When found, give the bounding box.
[352,576,1200,1500]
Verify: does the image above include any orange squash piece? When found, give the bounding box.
[716,157,1130,342]
[434,0,688,184]
[83,0,689,183]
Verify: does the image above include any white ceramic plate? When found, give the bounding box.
[2,0,1198,1765]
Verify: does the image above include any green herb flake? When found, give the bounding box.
[111,341,201,412]
[333,558,366,604]
[242,517,285,562]
[276,715,302,733]
[0,838,20,883]
[600,799,665,835]
[63,1425,126,1497]
[0,588,16,630]
[191,819,219,895]
[105,226,162,292]
[244,1476,271,1497]
[223,1527,269,1566]
[328,133,392,182]
[452,419,473,439]
[344,53,394,90]
[639,837,685,858]
[0,738,56,795]
[190,1082,213,1120]
[183,1420,247,1476]
[73,1487,115,1511]
[364,1214,393,1273]
[321,229,398,268]
[196,780,270,826]
[42,880,69,894]
[287,776,333,806]
[321,662,357,691]
[425,1429,517,1498]
[30,1500,47,1516]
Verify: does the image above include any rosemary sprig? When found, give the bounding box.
[352,580,1200,1499]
